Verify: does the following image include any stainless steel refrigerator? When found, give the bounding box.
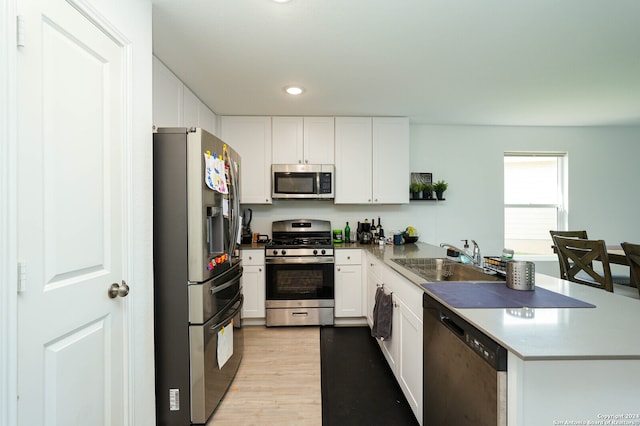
[153,128,244,425]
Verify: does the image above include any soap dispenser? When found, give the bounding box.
[446,248,461,262]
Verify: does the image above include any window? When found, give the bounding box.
[504,152,567,256]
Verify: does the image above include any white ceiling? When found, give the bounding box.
[152,0,640,126]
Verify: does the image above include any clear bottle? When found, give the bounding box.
[344,222,351,243]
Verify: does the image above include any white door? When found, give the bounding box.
[17,0,129,424]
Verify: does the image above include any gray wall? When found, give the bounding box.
[243,124,640,276]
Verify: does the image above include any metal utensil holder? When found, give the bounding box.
[506,260,535,291]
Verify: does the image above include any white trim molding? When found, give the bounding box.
[1,0,19,425]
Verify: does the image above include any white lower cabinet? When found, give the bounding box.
[241,249,265,319]
[366,257,379,328]
[366,251,423,425]
[335,249,364,317]
[397,296,423,423]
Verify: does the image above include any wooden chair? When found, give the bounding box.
[550,230,589,239]
[550,230,590,279]
[621,242,640,296]
[551,235,614,292]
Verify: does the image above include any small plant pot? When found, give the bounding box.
[411,191,421,200]
[422,191,433,200]
[435,191,445,200]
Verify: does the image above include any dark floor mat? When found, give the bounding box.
[320,326,419,426]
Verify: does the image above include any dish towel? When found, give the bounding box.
[371,286,393,341]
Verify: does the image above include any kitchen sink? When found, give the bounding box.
[391,257,502,282]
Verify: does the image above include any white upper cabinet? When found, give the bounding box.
[334,116,409,204]
[182,86,199,129]
[220,116,272,204]
[335,117,372,204]
[303,117,334,164]
[183,86,218,135]
[153,56,217,135]
[153,56,183,128]
[199,104,217,136]
[373,117,410,204]
[272,116,334,165]
[271,117,303,164]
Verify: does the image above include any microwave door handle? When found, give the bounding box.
[316,173,320,195]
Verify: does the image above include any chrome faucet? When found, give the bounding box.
[440,240,483,267]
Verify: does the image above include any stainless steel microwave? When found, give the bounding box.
[272,164,334,199]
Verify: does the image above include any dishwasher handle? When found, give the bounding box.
[439,312,465,338]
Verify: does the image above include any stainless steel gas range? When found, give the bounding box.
[265,219,335,327]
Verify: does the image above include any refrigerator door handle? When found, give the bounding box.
[228,157,241,256]
[210,273,241,295]
[209,295,243,334]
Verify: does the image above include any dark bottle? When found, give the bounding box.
[377,216,384,238]
[344,222,351,242]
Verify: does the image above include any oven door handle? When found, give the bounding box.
[265,257,335,265]
[209,295,243,334]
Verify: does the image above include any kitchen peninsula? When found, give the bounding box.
[344,242,640,426]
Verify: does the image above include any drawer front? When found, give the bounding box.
[241,249,265,266]
[335,249,362,265]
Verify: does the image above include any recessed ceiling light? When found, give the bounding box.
[272,0,291,3]
[284,86,304,95]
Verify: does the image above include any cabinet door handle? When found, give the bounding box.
[337,267,341,272]
[259,268,262,272]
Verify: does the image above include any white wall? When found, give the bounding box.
[243,124,640,276]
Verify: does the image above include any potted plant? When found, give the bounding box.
[421,183,434,199]
[433,180,448,200]
[410,182,422,199]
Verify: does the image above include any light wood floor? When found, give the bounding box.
[208,326,322,426]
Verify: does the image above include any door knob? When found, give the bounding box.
[108,280,130,298]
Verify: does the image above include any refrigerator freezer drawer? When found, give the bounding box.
[189,296,244,424]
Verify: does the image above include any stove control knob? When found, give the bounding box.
[272,250,278,255]
[281,249,287,255]
[321,249,326,255]
[313,249,318,255]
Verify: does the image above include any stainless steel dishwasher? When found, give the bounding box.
[423,293,507,426]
